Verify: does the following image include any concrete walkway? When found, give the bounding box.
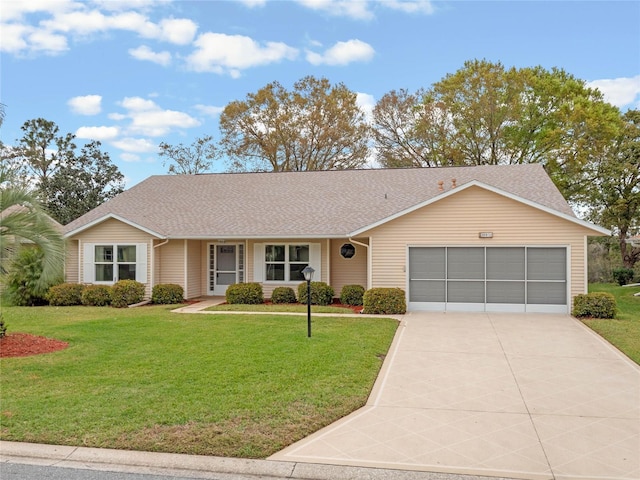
[271,312,640,480]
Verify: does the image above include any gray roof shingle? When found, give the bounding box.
[63,164,576,238]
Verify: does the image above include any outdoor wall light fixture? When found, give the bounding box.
[301,265,315,338]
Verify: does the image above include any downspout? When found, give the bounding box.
[348,237,371,290]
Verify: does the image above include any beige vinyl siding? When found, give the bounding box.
[65,240,79,283]
[155,240,185,286]
[247,239,328,299]
[330,239,368,296]
[69,218,155,297]
[366,186,601,304]
[186,240,202,299]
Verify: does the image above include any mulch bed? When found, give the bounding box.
[0,333,69,358]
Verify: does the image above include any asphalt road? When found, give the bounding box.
[0,463,282,480]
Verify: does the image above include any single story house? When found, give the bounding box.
[63,164,609,313]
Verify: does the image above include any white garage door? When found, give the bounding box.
[408,247,568,313]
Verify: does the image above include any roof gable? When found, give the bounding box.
[349,180,610,236]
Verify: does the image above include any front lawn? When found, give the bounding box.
[584,283,640,365]
[0,306,398,457]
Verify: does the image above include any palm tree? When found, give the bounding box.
[1,163,65,296]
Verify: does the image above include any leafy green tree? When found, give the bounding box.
[219,76,370,172]
[373,60,622,202]
[159,135,219,174]
[7,119,124,224]
[0,163,65,300]
[588,109,640,270]
[46,141,125,225]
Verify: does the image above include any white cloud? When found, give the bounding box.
[158,18,197,45]
[116,96,201,136]
[0,0,77,22]
[587,75,640,108]
[120,152,141,162]
[185,32,298,76]
[194,104,225,117]
[76,125,119,140]
[111,137,157,153]
[296,0,374,20]
[356,92,376,122]
[295,0,434,20]
[68,94,102,115]
[306,39,374,66]
[129,45,171,66]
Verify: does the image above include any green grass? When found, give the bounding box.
[206,303,356,314]
[0,305,398,458]
[583,283,640,365]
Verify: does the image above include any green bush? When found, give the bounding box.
[226,283,264,305]
[573,292,617,319]
[270,286,297,304]
[152,284,184,304]
[110,280,145,308]
[340,284,365,306]
[612,267,635,286]
[297,281,335,306]
[47,283,85,306]
[3,248,57,306]
[81,284,112,306]
[0,313,6,339]
[363,288,406,314]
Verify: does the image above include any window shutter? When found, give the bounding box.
[310,243,321,281]
[83,243,95,283]
[136,243,148,284]
[253,243,264,282]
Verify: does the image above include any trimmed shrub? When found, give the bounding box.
[612,267,635,286]
[152,284,184,304]
[270,286,297,304]
[110,280,145,308]
[81,284,112,306]
[573,292,617,319]
[363,288,406,314]
[226,282,264,305]
[340,284,365,306]
[297,281,335,306]
[47,283,85,306]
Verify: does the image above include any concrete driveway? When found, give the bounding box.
[271,312,640,480]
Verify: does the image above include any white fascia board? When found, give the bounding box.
[63,214,165,239]
[348,180,612,237]
[171,234,349,240]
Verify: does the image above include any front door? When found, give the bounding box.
[209,244,240,296]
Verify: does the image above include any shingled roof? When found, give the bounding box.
[64,164,581,239]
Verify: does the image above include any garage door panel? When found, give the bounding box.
[409,280,445,302]
[527,248,566,281]
[409,247,445,278]
[486,247,525,280]
[487,281,525,303]
[447,247,484,279]
[448,280,485,303]
[528,282,566,305]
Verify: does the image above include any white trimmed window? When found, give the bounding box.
[254,243,320,283]
[83,243,147,284]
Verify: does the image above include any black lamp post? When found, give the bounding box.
[301,265,315,338]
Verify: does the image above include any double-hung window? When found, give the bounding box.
[265,244,309,282]
[84,243,147,284]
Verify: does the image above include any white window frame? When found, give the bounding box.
[254,242,321,284]
[83,243,147,284]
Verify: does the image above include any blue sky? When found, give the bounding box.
[1,0,639,187]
